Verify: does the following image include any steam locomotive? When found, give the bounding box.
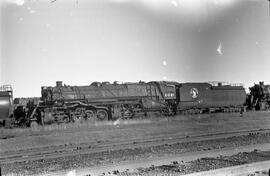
[39,81,178,123]
[247,82,270,110]
[0,80,268,127]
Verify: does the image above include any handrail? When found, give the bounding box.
[208,81,244,87]
[0,85,12,92]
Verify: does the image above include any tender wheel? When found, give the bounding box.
[96,109,108,121]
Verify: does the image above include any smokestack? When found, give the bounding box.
[56,81,63,87]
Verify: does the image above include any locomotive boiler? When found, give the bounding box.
[38,81,178,123]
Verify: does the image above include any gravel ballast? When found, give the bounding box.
[118,150,270,176]
[1,132,270,175]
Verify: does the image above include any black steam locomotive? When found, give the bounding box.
[1,80,267,127]
[39,81,178,123]
[247,82,270,110]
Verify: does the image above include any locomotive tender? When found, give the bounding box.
[178,82,246,114]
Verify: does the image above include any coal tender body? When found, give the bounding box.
[40,81,178,123]
[178,82,246,114]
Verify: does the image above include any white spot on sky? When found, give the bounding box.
[163,76,167,80]
[162,60,167,66]
[255,41,259,45]
[19,17,23,21]
[16,0,24,6]
[217,42,223,55]
[66,170,76,176]
[171,0,178,7]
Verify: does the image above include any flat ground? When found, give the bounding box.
[0,111,270,152]
[0,111,270,175]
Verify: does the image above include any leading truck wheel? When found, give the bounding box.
[97,109,108,121]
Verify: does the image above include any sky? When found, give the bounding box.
[0,0,269,97]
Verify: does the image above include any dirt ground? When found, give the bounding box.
[0,111,270,175]
[117,149,270,176]
[2,133,270,175]
[0,111,270,153]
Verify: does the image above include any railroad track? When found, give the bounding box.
[1,128,269,164]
